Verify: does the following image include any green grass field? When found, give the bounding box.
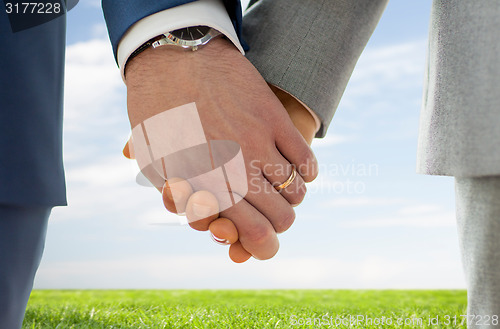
[24,290,468,328]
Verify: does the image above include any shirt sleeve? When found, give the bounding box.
[117,0,244,81]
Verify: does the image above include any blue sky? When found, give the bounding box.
[34,0,464,289]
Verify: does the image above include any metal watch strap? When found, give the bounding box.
[128,35,165,63]
[125,27,222,73]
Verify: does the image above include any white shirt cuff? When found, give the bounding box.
[117,0,244,82]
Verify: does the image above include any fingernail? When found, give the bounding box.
[192,203,213,218]
[171,190,183,203]
[210,232,230,245]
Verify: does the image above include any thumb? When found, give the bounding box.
[123,137,135,159]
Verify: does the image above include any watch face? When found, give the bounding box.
[171,26,211,41]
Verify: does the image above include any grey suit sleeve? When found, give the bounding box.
[243,0,388,137]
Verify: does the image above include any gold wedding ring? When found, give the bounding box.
[275,168,297,192]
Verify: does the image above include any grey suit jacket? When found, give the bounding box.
[243,0,388,138]
[243,0,500,177]
[417,1,500,177]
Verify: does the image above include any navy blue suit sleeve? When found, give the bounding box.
[102,0,246,62]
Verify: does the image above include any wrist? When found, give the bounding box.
[125,36,239,80]
[125,37,243,127]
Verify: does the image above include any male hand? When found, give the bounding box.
[125,37,318,261]
[124,85,317,262]
[208,86,318,262]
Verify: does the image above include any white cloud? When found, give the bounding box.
[90,23,108,39]
[341,210,456,228]
[348,40,427,96]
[318,197,455,228]
[63,38,124,134]
[66,155,134,187]
[398,204,443,215]
[137,208,189,227]
[82,0,101,8]
[334,40,426,141]
[323,197,406,208]
[34,254,465,289]
[312,134,356,148]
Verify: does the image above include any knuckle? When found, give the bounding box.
[244,224,275,247]
[281,175,307,207]
[274,207,296,233]
[295,149,318,182]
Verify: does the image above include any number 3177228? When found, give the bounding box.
[5,2,62,14]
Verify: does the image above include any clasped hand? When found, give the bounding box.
[124,37,318,263]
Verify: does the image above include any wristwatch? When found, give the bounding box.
[128,25,222,61]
